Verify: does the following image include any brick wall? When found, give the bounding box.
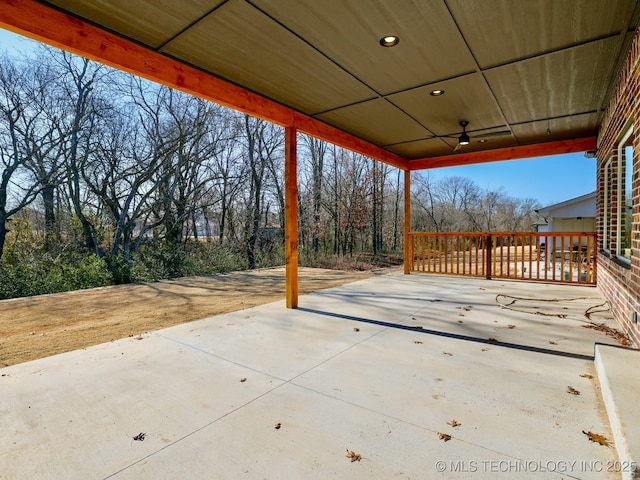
[596,28,640,347]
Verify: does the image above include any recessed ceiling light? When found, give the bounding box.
[380,35,400,47]
[430,89,445,96]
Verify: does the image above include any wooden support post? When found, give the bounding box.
[485,235,492,280]
[285,126,298,308]
[404,170,411,274]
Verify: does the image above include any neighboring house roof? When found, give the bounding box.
[535,191,596,216]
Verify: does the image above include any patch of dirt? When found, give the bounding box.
[0,266,396,368]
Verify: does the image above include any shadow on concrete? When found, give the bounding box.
[298,307,594,361]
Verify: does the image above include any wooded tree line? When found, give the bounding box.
[0,45,541,296]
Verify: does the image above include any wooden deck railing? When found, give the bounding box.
[407,232,597,285]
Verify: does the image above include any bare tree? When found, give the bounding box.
[51,51,111,256]
[302,135,326,256]
[0,54,65,257]
[240,115,282,269]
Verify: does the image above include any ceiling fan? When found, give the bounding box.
[447,120,512,152]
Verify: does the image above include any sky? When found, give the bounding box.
[0,27,38,52]
[417,153,596,207]
[0,28,596,208]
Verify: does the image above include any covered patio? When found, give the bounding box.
[0,0,630,307]
[1,1,640,479]
[0,272,633,479]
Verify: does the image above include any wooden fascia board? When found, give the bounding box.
[408,137,597,170]
[0,0,408,170]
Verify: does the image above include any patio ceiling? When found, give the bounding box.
[1,0,639,169]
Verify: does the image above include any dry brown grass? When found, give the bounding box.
[0,266,397,368]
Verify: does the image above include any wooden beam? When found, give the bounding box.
[408,137,597,170]
[284,126,298,309]
[0,0,408,171]
[404,170,411,275]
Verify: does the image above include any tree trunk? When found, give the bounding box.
[0,210,7,259]
[42,183,56,247]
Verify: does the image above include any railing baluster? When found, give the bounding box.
[405,231,596,285]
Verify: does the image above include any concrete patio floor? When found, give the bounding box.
[0,272,634,479]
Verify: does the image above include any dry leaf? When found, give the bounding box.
[442,352,453,356]
[582,430,610,446]
[133,432,146,441]
[413,340,423,344]
[240,377,247,382]
[549,341,558,345]
[507,325,516,329]
[481,348,489,351]
[447,419,461,428]
[457,320,464,324]
[346,449,361,462]
[274,423,282,430]
[488,337,498,342]
[353,327,360,332]
[580,373,594,379]
[567,386,581,395]
[582,323,631,346]
[438,432,452,442]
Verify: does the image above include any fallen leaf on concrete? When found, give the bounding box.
[479,287,486,290]
[274,423,282,430]
[557,314,567,318]
[447,419,461,427]
[353,328,360,332]
[549,341,558,345]
[481,348,489,351]
[567,386,580,395]
[413,340,423,344]
[240,377,247,382]
[442,352,453,356]
[488,338,498,342]
[580,373,594,379]
[438,432,452,442]
[582,430,610,446]
[457,320,464,323]
[582,323,631,346]
[463,306,472,311]
[346,449,361,462]
[507,325,516,329]
[133,432,146,441]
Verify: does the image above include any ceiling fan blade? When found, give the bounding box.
[475,130,512,139]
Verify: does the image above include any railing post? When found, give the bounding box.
[485,235,492,279]
[403,170,411,274]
